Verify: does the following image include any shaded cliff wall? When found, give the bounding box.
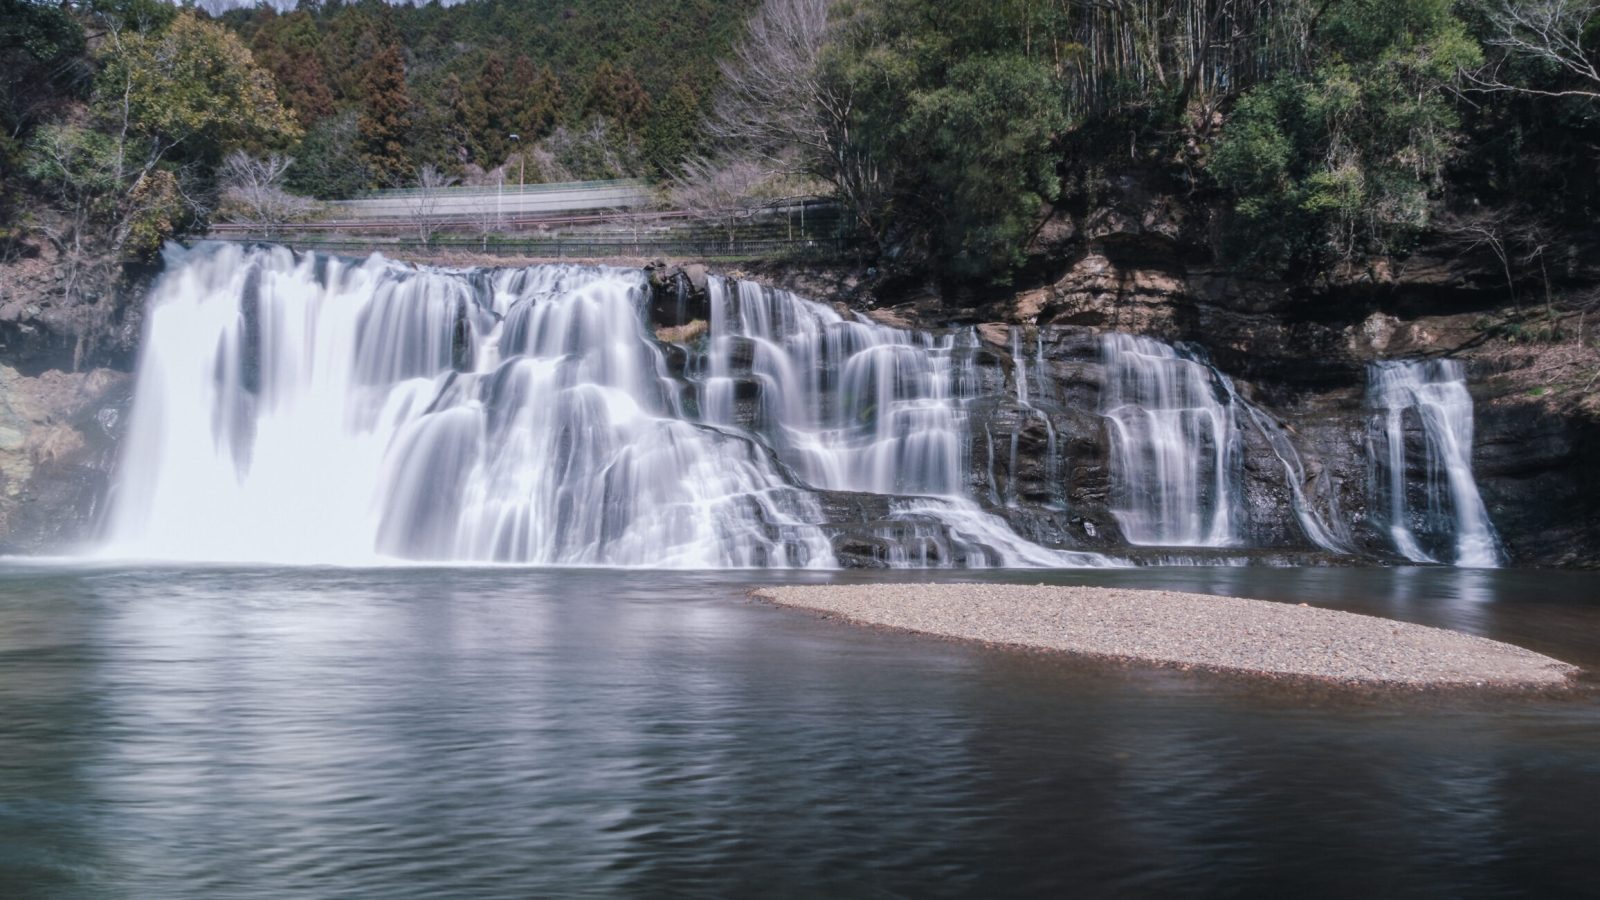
[0,238,143,553]
[694,176,1600,568]
[0,185,1595,566]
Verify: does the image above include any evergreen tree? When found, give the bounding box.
[585,61,652,132]
[357,39,412,186]
[463,51,513,165]
[643,82,702,174]
[250,10,335,125]
[509,55,561,142]
[1210,0,1482,270]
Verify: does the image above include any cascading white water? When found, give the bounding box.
[703,277,966,494]
[699,277,1108,567]
[102,243,1110,569]
[1005,327,1061,508]
[1367,359,1501,568]
[1231,396,1354,555]
[112,245,1492,570]
[103,243,833,567]
[1099,334,1240,546]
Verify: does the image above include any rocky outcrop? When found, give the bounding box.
[0,365,132,553]
[1473,353,1600,567]
[0,238,151,374]
[0,223,1592,567]
[639,175,1600,567]
[0,238,145,553]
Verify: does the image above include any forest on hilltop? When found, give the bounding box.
[219,0,758,192]
[2,0,1598,296]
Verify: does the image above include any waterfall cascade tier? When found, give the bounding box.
[98,243,1507,569]
[105,245,835,566]
[101,244,1109,568]
[1098,334,1241,547]
[696,277,1106,568]
[1367,360,1502,568]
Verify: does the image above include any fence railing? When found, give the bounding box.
[351,178,654,200]
[205,233,854,261]
[210,198,847,236]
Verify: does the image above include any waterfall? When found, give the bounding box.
[1099,334,1241,546]
[1006,327,1061,508]
[101,244,1109,569]
[108,244,1499,569]
[1367,359,1501,568]
[698,277,1108,567]
[103,244,832,567]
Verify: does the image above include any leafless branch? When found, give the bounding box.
[670,156,773,248]
[218,151,315,238]
[409,165,459,244]
[707,0,884,239]
[1464,0,1600,100]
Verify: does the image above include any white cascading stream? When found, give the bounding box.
[102,245,1497,569]
[1367,359,1501,568]
[699,277,1108,567]
[102,243,833,567]
[1204,374,1354,555]
[1099,334,1241,546]
[1005,327,1061,508]
[100,244,1109,569]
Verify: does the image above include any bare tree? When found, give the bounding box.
[670,155,772,249]
[218,151,315,237]
[1466,0,1600,100]
[708,0,883,239]
[1441,206,1559,313]
[409,164,458,244]
[461,165,507,250]
[605,187,668,257]
[709,0,831,151]
[541,117,642,181]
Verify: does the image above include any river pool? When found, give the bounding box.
[0,564,1596,898]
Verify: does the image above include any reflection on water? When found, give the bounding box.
[0,565,1596,898]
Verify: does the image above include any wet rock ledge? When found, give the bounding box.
[753,585,1578,688]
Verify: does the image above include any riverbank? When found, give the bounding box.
[753,584,1580,688]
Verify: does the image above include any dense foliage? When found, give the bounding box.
[4,0,295,297]
[3,0,1598,292]
[713,0,1600,281]
[823,1,1072,276]
[1209,0,1482,270]
[221,0,758,190]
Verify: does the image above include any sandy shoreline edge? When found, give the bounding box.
[753,584,1580,688]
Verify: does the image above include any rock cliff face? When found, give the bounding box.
[669,178,1600,568]
[0,365,131,553]
[0,198,1595,566]
[0,238,144,554]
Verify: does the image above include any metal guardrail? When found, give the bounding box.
[208,199,847,235]
[208,234,853,261]
[353,178,654,200]
[326,185,653,221]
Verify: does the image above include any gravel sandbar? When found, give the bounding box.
[753,584,1579,687]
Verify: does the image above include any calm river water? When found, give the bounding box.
[1,564,1596,898]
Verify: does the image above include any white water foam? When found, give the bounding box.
[1368,359,1502,568]
[101,244,1110,569]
